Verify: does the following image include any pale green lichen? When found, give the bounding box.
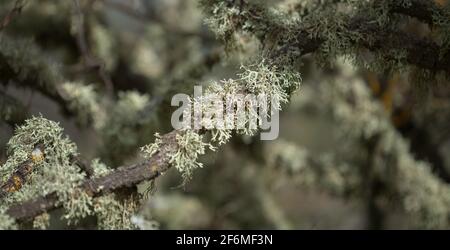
[203,60,301,143]
[267,140,360,197]
[201,0,243,47]
[239,60,302,108]
[33,212,50,230]
[141,59,302,182]
[169,130,215,184]
[90,158,111,178]
[62,188,93,225]
[0,34,63,92]
[0,116,91,224]
[140,133,163,159]
[93,194,138,230]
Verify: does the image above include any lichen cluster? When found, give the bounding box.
[93,194,138,230]
[139,59,301,183]
[170,130,215,184]
[0,116,87,227]
[0,116,139,229]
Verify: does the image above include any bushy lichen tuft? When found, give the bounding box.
[62,188,93,225]
[140,133,163,159]
[239,60,302,108]
[267,140,360,197]
[169,130,215,184]
[33,212,50,230]
[90,158,112,178]
[0,116,91,223]
[93,194,138,230]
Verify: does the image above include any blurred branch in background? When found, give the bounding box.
[72,0,114,97]
[0,0,25,31]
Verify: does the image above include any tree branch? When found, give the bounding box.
[4,0,450,224]
[5,131,178,221]
[240,0,450,73]
[292,5,450,73]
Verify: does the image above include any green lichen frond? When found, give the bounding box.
[93,194,139,230]
[199,0,307,53]
[169,130,216,185]
[140,133,163,159]
[90,158,112,178]
[62,188,93,225]
[140,130,216,185]
[206,59,301,142]
[201,0,250,42]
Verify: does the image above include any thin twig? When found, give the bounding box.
[0,0,25,31]
[72,0,114,97]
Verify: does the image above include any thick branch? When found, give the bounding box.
[5,131,178,221]
[296,6,450,72]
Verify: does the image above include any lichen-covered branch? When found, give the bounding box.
[4,130,178,222]
[0,35,79,117]
[202,0,450,73]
